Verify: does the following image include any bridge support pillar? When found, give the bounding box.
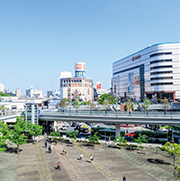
[115,124,120,137]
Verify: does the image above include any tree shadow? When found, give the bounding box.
[4,147,22,154]
[147,158,171,165]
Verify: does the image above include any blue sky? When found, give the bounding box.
[1,0,180,94]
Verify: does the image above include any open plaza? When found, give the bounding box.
[0,137,177,181]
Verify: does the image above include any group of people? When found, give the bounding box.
[44,140,127,179]
[44,141,53,154]
[79,153,93,163]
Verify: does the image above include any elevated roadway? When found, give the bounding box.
[39,110,180,125]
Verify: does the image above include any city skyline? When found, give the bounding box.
[1,0,180,93]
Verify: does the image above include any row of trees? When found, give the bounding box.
[59,94,118,112]
[0,115,43,154]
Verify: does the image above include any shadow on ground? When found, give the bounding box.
[147,158,171,165]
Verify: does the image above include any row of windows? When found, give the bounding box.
[61,80,82,83]
[151,77,173,81]
[150,52,172,58]
[150,65,172,70]
[150,71,173,75]
[150,59,172,64]
[151,82,173,86]
[61,84,82,87]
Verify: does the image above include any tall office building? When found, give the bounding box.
[26,86,33,98]
[112,42,180,102]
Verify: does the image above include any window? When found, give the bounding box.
[74,80,76,82]
[151,77,173,80]
[80,80,82,82]
[150,71,173,75]
[150,52,172,58]
[72,80,74,82]
[150,59,172,64]
[150,65,172,70]
[151,82,173,86]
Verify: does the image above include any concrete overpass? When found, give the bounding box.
[39,110,180,137]
[0,114,18,123]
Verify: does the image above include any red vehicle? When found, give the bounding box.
[126,131,135,137]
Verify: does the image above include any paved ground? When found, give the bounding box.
[0,140,176,181]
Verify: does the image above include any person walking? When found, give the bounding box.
[56,162,61,170]
[62,148,65,155]
[55,140,57,146]
[44,141,47,148]
[90,155,93,163]
[51,143,53,151]
[123,175,126,181]
[79,153,83,160]
[48,145,52,154]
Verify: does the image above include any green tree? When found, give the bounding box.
[0,122,10,152]
[161,97,169,115]
[50,132,61,137]
[0,92,11,97]
[88,101,96,112]
[59,98,68,112]
[133,134,148,144]
[26,121,43,143]
[66,131,78,140]
[88,132,100,146]
[143,98,151,114]
[9,115,27,154]
[164,142,180,166]
[98,93,118,105]
[113,135,127,144]
[174,160,180,180]
[126,99,134,113]
[73,98,80,112]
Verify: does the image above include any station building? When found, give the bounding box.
[112,42,180,102]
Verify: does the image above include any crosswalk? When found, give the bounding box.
[34,142,53,181]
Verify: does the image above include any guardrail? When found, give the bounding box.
[40,110,180,118]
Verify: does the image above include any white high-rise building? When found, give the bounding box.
[112,42,180,102]
[0,83,4,92]
[15,88,21,97]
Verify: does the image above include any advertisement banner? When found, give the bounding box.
[134,75,139,85]
[96,82,101,89]
[128,73,131,93]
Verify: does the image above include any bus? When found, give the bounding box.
[98,128,125,140]
[134,130,168,143]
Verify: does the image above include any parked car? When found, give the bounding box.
[80,128,89,133]
[74,125,81,131]
[71,122,77,127]
[61,125,67,130]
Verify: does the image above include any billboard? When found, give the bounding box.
[75,62,86,71]
[134,75,139,85]
[128,73,131,93]
[96,82,101,89]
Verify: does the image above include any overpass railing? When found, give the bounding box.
[40,110,180,118]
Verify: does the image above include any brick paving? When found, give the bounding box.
[0,140,178,181]
[0,152,18,181]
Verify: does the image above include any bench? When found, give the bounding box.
[137,151,146,154]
